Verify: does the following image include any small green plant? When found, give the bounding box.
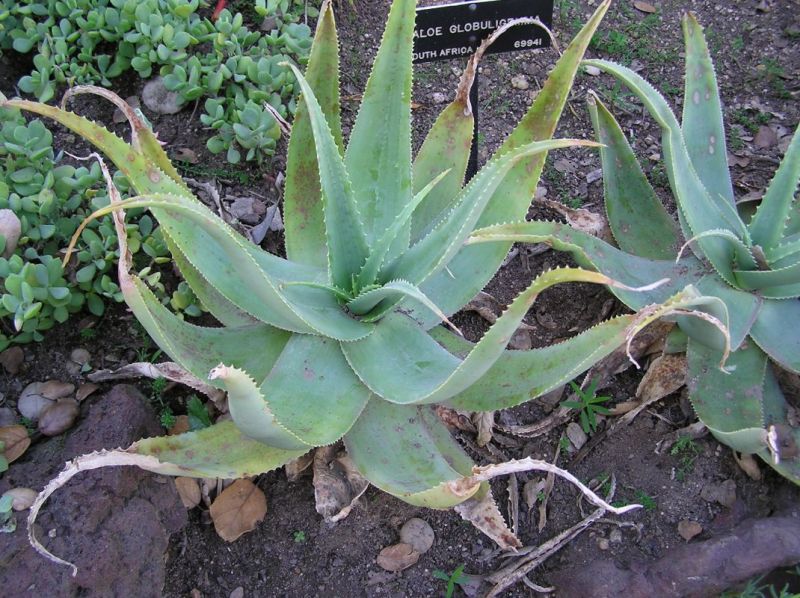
[632,489,656,510]
[563,378,612,434]
[433,564,466,598]
[292,530,306,543]
[186,395,211,430]
[721,570,800,598]
[731,108,770,134]
[671,436,700,481]
[79,327,97,340]
[760,58,791,99]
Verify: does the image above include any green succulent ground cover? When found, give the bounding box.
[0,0,314,163]
[0,103,202,350]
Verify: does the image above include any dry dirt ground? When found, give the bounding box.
[1,0,799,596]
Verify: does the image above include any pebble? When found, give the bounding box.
[700,479,737,508]
[597,538,610,550]
[142,76,184,115]
[0,209,21,258]
[399,518,435,554]
[584,64,601,76]
[511,74,530,90]
[38,399,80,436]
[431,92,447,104]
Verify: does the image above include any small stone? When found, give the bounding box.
[566,422,588,450]
[260,16,278,31]
[229,587,244,598]
[431,92,447,104]
[754,125,778,149]
[0,407,16,427]
[142,76,185,115]
[586,168,603,184]
[584,64,601,76]
[0,346,24,374]
[511,74,530,90]
[38,399,80,436]
[71,348,91,366]
[2,488,37,511]
[609,529,623,544]
[597,538,610,550]
[228,197,267,225]
[399,518,435,554]
[0,209,22,258]
[678,519,703,541]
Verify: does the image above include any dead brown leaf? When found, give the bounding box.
[175,477,202,509]
[209,479,267,542]
[754,125,778,149]
[677,519,703,541]
[454,488,521,550]
[75,383,100,402]
[376,543,420,572]
[312,446,369,522]
[539,198,610,239]
[473,411,495,447]
[733,451,762,481]
[0,425,30,464]
[633,1,657,12]
[168,415,190,436]
[285,451,314,482]
[174,147,199,164]
[636,353,687,402]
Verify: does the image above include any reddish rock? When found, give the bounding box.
[0,385,186,597]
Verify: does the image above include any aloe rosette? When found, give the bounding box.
[3,0,705,570]
[469,14,800,482]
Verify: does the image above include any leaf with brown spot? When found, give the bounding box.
[376,543,420,572]
[175,477,202,509]
[0,425,30,464]
[209,479,267,542]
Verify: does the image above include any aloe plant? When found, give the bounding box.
[3,0,707,570]
[469,14,800,483]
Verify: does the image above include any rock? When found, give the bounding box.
[399,518,435,554]
[228,196,267,225]
[431,92,447,104]
[0,346,24,374]
[550,512,800,597]
[0,209,21,258]
[66,348,91,376]
[597,538,610,550]
[376,543,420,572]
[141,76,184,115]
[678,520,703,542]
[700,479,737,508]
[38,399,80,436]
[754,125,778,149]
[584,64,601,76]
[511,74,529,90]
[260,16,278,31]
[0,385,187,597]
[566,422,588,450]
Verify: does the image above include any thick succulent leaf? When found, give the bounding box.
[256,334,371,446]
[759,364,800,483]
[467,221,705,309]
[750,298,800,373]
[688,274,761,350]
[98,195,374,339]
[734,262,800,298]
[687,338,768,454]
[583,58,748,286]
[3,98,191,200]
[171,243,257,327]
[748,126,800,250]
[343,400,479,508]
[680,14,734,207]
[766,236,800,268]
[131,420,306,478]
[209,364,311,450]
[356,170,449,289]
[588,94,681,259]
[289,65,369,290]
[124,274,290,387]
[384,139,598,288]
[344,0,414,260]
[409,0,611,328]
[347,279,451,325]
[345,267,645,405]
[411,101,473,243]
[431,315,632,410]
[284,1,342,268]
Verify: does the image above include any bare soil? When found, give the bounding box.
[1,0,799,596]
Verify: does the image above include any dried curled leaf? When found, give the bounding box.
[175,477,202,509]
[209,479,267,542]
[313,446,369,522]
[376,543,420,572]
